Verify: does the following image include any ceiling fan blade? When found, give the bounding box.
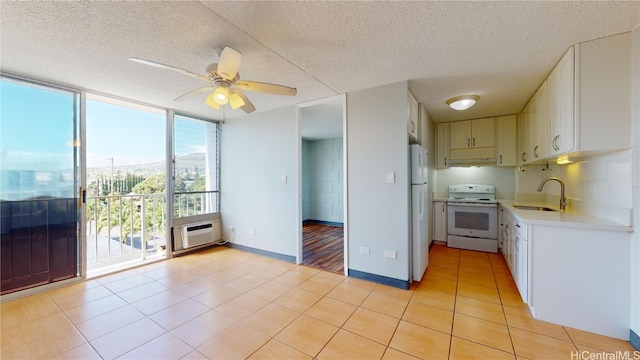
[234,91,256,114]
[235,80,297,96]
[173,86,215,101]
[217,47,242,81]
[129,57,210,82]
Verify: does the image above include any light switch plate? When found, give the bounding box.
[387,172,395,183]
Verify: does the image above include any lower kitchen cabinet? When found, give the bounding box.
[433,201,447,242]
[529,225,630,339]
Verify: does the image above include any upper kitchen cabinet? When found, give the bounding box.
[497,115,517,167]
[450,117,495,149]
[436,122,450,169]
[518,81,549,165]
[549,32,631,159]
[548,47,575,156]
[449,117,495,163]
[408,90,419,143]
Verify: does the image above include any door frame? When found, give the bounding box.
[296,94,348,275]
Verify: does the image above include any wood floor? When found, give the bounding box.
[302,222,344,274]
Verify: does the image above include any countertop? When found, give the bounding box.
[498,199,633,232]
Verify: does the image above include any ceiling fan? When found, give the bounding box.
[129,46,297,114]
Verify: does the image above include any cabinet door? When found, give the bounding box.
[517,108,529,165]
[433,201,447,241]
[436,122,450,169]
[517,236,528,302]
[532,80,550,161]
[408,91,419,141]
[549,47,575,156]
[471,117,495,148]
[449,120,471,149]
[497,115,516,166]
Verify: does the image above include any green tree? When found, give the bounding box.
[132,173,166,194]
[188,177,206,192]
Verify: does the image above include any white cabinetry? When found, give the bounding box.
[501,206,514,272]
[518,81,549,165]
[408,91,419,142]
[496,115,516,167]
[450,118,494,149]
[500,206,528,303]
[449,117,495,162]
[548,32,631,158]
[435,122,450,169]
[531,80,549,162]
[513,215,528,302]
[530,225,630,339]
[548,47,575,156]
[433,201,447,242]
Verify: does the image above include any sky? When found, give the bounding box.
[1,78,210,171]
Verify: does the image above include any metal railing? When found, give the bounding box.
[86,191,218,273]
[173,190,219,218]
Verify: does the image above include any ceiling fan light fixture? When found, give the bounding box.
[229,91,245,110]
[446,95,479,111]
[205,92,221,109]
[213,86,229,105]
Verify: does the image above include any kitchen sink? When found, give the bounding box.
[513,205,558,212]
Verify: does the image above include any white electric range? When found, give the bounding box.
[447,184,498,253]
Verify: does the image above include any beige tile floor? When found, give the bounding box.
[1,244,636,359]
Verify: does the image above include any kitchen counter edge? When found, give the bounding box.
[498,200,633,232]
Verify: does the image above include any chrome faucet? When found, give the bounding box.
[537,177,567,211]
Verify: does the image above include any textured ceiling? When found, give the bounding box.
[1,1,638,127]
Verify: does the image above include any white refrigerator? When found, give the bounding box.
[410,144,429,282]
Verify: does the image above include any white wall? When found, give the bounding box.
[302,138,344,223]
[220,106,298,257]
[630,22,640,343]
[347,81,410,282]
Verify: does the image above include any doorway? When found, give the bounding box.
[298,95,347,274]
[1,77,80,295]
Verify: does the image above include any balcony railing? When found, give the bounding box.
[85,191,218,275]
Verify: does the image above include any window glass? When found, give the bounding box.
[173,115,219,218]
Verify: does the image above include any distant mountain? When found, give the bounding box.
[88,153,206,177]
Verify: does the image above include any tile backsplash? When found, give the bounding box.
[517,149,633,225]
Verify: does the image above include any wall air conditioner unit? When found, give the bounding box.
[181,220,221,249]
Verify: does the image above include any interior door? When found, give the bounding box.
[1,77,80,295]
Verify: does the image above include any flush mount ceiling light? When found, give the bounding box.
[446,95,480,111]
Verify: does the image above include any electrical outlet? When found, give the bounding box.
[248,228,255,235]
[360,246,370,255]
[384,250,397,259]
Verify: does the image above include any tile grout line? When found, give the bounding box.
[489,251,519,358]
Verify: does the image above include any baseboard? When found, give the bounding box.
[631,329,640,351]
[303,219,344,227]
[348,269,410,290]
[225,243,296,263]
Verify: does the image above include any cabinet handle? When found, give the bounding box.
[467,138,471,147]
[534,145,539,158]
[499,154,502,164]
[553,135,560,151]
[521,152,528,162]
[444,157,447,166]
[472,137,475,147]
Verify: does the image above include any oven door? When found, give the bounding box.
[447,202,498,239]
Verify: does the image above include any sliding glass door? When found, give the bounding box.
[0,77,80,294]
